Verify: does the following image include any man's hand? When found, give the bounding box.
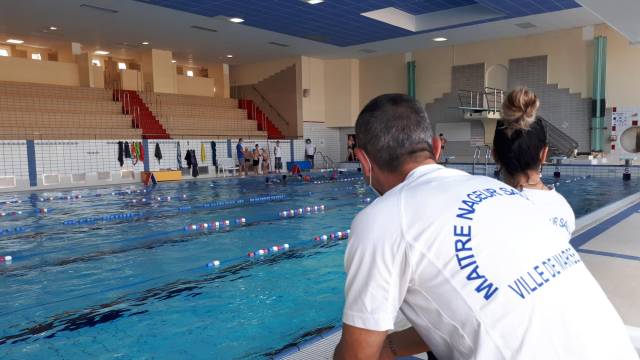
[334,324,430,360]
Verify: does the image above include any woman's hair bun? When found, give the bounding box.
[501,87,539,132]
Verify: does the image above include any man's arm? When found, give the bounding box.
[334,324,389,360]
[334,325,430,360]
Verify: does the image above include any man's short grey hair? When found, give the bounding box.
[356,94,434,172]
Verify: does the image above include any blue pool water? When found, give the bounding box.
[0,172,638,359]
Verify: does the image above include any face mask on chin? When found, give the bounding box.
[362,152,382,197]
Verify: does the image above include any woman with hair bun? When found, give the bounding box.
[493,87,575,237]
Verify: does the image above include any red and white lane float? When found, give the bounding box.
[184,217,247,232]
[279,204,325,218]
[247,243,290,258]
[314,229,350,242]
[206,260,221,268]
[0,211,24,217]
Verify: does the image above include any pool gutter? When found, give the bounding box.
[574,191,640,236]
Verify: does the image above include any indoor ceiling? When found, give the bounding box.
[0,0,606,66]
[136,0,583,47]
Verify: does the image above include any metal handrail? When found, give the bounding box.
[316,151,336,170]
[483,87,504,112]
[251,86,290,126]
[472,145,491,175]
[540,117,579,158]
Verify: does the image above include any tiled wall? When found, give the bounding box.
[146,139,228,171]
[298,122,341,167]
[0,121,344,190]
[425,63,486,158]
[0,141,28,177]
[508,56,591,152]
[0,137,638,192]
[34,140,144,177]
[425,56,593,157]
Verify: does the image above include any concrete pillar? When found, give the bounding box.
[140,49,177,93]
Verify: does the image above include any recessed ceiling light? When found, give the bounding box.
[433,37,448,42]
[141,41,150,45]
[94,50,110,55]
[515,22,537,29]
[48,26,58,31]
[226,54,233,58]
[229,17,244,23]
[171,60,176,63]
[6,39,24,44]
[306,0,324,4]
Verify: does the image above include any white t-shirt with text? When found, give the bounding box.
[343,164,636,360]
[522,187,576,239]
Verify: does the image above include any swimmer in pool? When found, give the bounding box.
[493,87,575,238]
[333,93,636,360]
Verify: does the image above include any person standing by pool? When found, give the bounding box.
[261,146,270,174]
[236,138,246,177]
[347,135,356,161]
[438,133,447,161]
[274,140,283,174]
[493,87,575,238]
[253,144,261,175]
[305,138,316,169]
[334,93,637,360]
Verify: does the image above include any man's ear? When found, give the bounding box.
[431,136,442,162]
[355,148,371,177]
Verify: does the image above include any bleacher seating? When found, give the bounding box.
[145,93,267,139]
[0,81,141,140]
[0,81,270,140]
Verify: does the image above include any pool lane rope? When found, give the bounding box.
[0,200,363,264]
[0,226,354,318]
[0,184,369,237]
[206,229,351,268]
[552,175,591,187]
[1,194,289,235]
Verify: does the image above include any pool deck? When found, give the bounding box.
[277,192,640,359]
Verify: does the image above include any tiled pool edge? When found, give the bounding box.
[273,325,342,359]
[573,192,640,239]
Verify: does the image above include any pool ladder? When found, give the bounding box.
[316,151,336,171]
[472,145,492,176]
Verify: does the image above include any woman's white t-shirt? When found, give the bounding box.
[522,187,575,239]
[274,146,282,158]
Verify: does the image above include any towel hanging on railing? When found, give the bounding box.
[185,149,192,169]
[139,142,145,162]
[190,150,199,177]
[210,142,217,167]
[177,142,183,169]
[154,143,163,163]
[124,141,131,159]
[117,141,124,167]
[201,143,206,162]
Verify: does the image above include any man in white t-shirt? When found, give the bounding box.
[305,138,316,169]
[274,140,283,174]
[334,94,637,360]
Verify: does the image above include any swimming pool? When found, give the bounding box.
[0,171,638,359]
